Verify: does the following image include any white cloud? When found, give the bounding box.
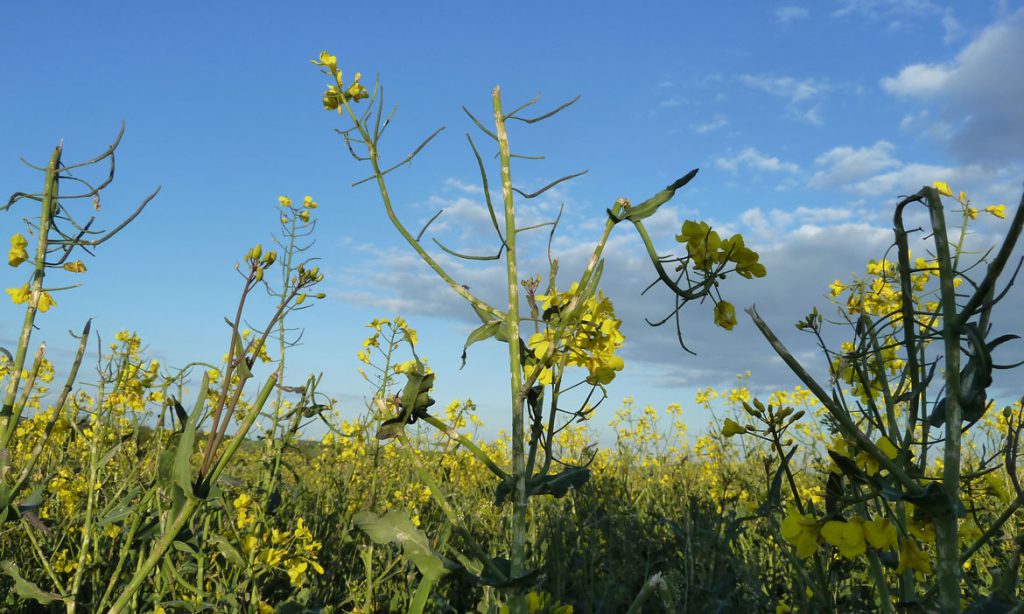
[776,6,810,22]
[444,177,484,195]
[941,9,962,43]
[845,162,955,196]
[694,114,729,133]
[809,141,900,189]
[899,109,929,131]
[741,74,821,102]
[832,0,945,21]
[738,73,829,124]
[880,63,953,96]
[715,147,800,174]
[880,9,1024,162]
[806,139,1023,201]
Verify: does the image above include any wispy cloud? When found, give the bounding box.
[715,147,800,174]
[694,114,729,133]
[738,73,829,124]
[775,6,810,23]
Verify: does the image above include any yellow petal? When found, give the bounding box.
[8,233,29,267]
[985,204,1006,219]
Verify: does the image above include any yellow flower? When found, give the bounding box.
[722,418,746,437]
[8,233,29,267]
[876,436,898,459]
[319,51,337,71]
[781,507,820,558]
[37,290,56,312]
[6,284,31,304]
[828,279,846,297]
[63,260,87,273]
[896,538,930,576]
[278,196,293,208]
[966,206,978,220]
[714,300,737,330]
[303,195,318,209]
[863,517,898,550]
[822,518,867,559]
[985,204,1007,219]
[286,560,309,586]
[933,181,952,197]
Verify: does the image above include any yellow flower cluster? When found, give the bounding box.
[233,494,325,588]
[676,220,766,279]
[312,51,369,111]
[6,283,56,311]
[526,283,625,386]
[934,181,1006,219]
[782,505,922,569]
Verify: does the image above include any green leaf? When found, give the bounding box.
[171,539,199,556]
[612,169,699,224]
[758,446,797,515]
[903,482,967,519]
[171,397,189,432]
[532,466,590,498]
[477,557,542,590]
[210,534,246,568]
[353,510,449,581]
[97,440,125,470]
[275,602,311,614]
[471,303,505,327]
[495,467,591,505]
[173,373,208,499]
[827,450,870,485]
[96,499,134,528]
[461,320,502,368]
[376,368,436,439]
[227,323,252,380]
[1,561,61,605]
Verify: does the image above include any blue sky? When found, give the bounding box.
[2,1,1023,439]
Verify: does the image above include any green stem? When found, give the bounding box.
[925,186,963,611]
[419,413,508,480]
[493,88,528,606]
[0,144,61,448]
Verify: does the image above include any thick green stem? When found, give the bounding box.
[493,87,528,607]
[926,187,964,611]
[0,144,61,448]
